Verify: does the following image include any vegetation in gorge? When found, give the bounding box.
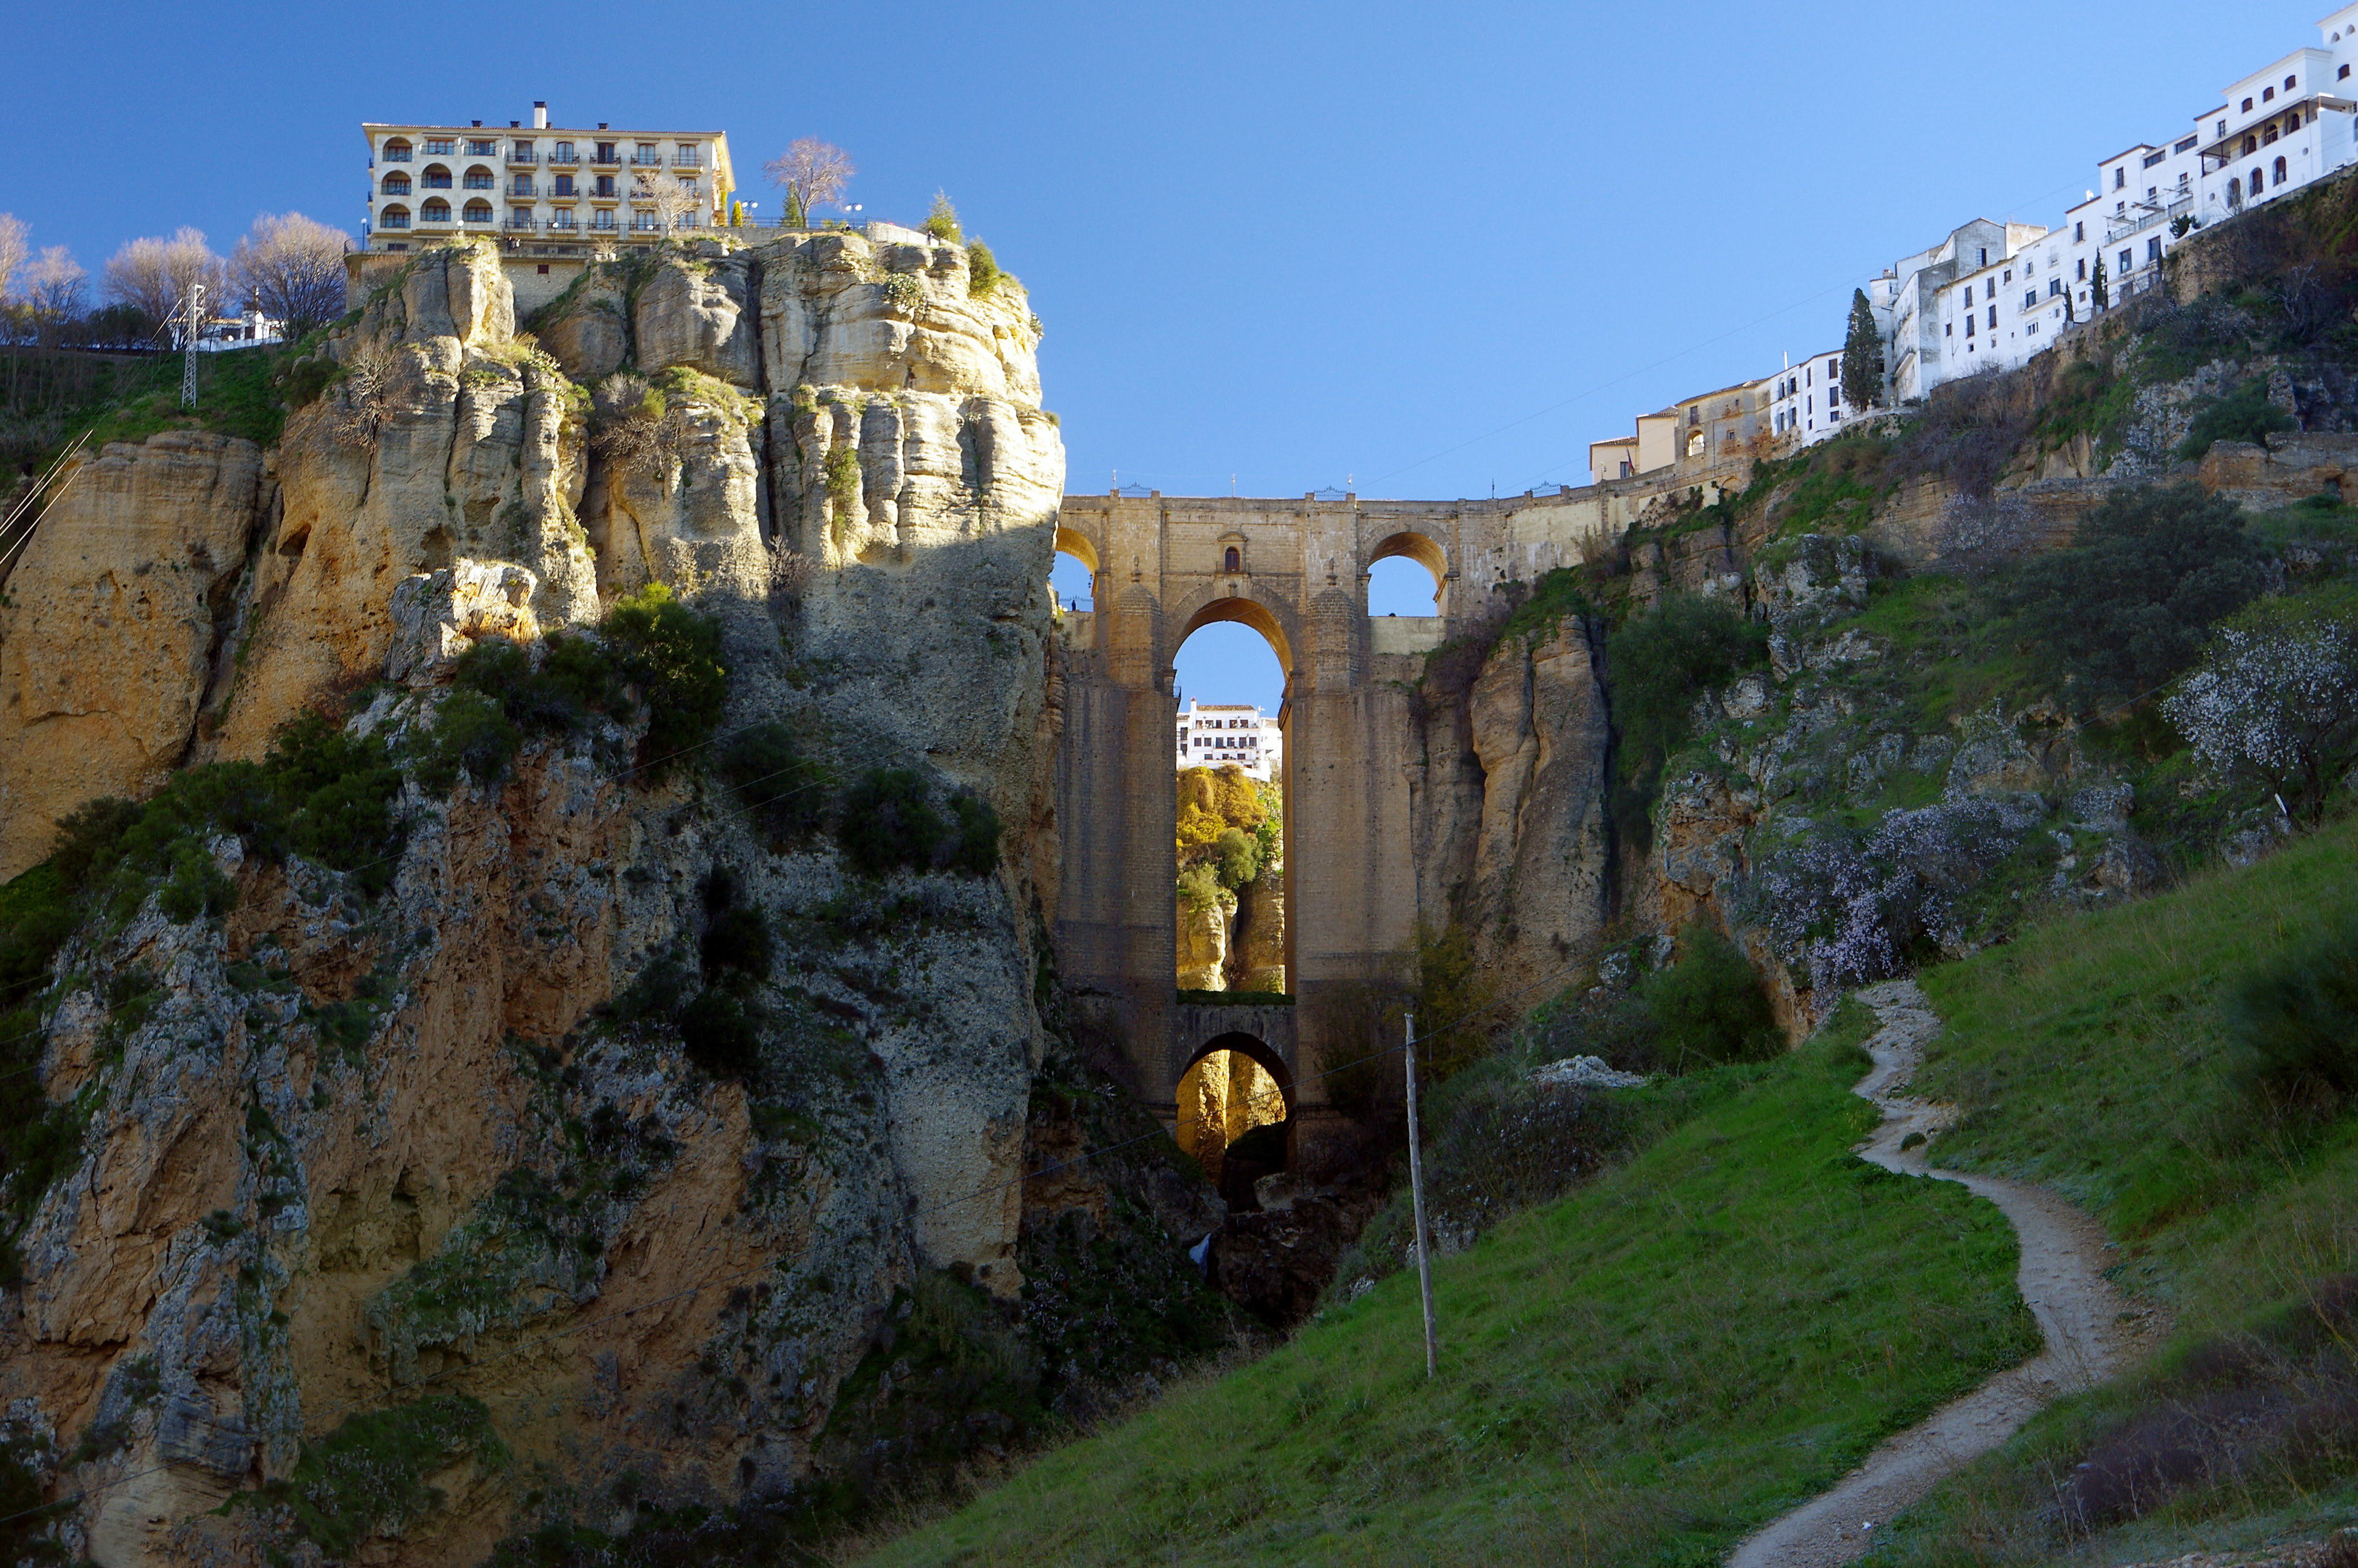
[1174,764,1280,913]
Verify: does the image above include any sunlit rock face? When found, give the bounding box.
[0,232,1091,1565]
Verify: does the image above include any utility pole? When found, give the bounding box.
[1404,1011,1438,1378]
[179,281,204,409]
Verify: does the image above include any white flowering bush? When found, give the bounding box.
[1745,798,2039,993]
[2163,606,2358,823]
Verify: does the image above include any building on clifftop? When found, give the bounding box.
[362,102,734,254]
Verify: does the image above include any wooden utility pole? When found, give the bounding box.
[1404,1012,1437,1378]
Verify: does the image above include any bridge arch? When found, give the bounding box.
[1174,1030,1294,1202]
[1367,530,1449,617]
[1172,591,1297,678]
[1052,524,1099,576]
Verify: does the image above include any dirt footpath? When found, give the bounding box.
[1727,980,2161,1568]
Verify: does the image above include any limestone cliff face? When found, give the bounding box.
[0,234,1107,1567]
[0,433,265,878]
[1411,620,1615,991]
[218,246,600,760]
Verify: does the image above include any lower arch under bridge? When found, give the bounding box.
[1047,485,1629,1176]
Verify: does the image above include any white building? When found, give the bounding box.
[362,102,735,252]
[2195,27,2358,226]
[1767,349,1851,447]
[1176,702,1283,783]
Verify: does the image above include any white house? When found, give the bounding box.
[2195,34,2358,225]
[1767,349,1850,447]
[1176,702,1283,783]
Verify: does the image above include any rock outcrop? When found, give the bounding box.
[0,431,265,878]
[0,232,1120,1568]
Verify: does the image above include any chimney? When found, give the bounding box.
[598,122,609,130]
[510,120,521,128]
[472,119,483,127]
[533,101,548,129]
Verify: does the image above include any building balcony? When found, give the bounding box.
[381,147,412,162]
[510,183,537,199]
[508,150,538,166]
[629,153,661,167]
[548,215,579,232]
[673,154,704,168]
[505,217,538,233]
[547,152,578,167]
[588,156,620,170]
[588,193,619,205]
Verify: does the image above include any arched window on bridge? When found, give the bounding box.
[1174,606,1288,1001]
[1366,532,1446,618]
[1176,1033,1291,1208]
[1049,525,1097,613]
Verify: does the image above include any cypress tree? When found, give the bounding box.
[1841,288,1885,411]
[2092,255,2110,310]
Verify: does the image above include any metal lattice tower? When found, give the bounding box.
[179,282,204,408]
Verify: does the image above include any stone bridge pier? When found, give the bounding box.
[1048,487,1620,1176]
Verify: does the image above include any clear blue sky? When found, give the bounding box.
[0,0,2304,709]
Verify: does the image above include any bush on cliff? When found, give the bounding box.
[1605,596,1769,852]
[719,722,831,848]
[598,582,728,772]
[2228,906,2358,1124]
[835,769,1002,879]
[1639,923,1783,1067]
[1991,482,2270,710]
[2175,377,2299,462]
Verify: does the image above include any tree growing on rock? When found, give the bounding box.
[231,213,351,342]
[1841,289,1885,411]
[764,138,854,229]
[2163,602,2358,824]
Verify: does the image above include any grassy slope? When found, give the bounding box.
[866,1030,2037,1568]
[1863,814,2358,1565]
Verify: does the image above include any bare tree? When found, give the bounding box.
[232,213,352,342]
[21,247,88,347]
[0,214,27,303]
[102,227,227,344]
[326,351,391,450]
[633,171,704,237]
[762,139,853,228]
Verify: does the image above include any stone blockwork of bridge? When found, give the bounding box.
[1048,476,1711,1170]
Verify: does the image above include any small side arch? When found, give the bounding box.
[1367,530,1448,616]
[1179,1030,1295,1111]
[1052,524,1099,576]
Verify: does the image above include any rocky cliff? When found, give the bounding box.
[0,234,1227,1567]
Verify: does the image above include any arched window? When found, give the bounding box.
[380,204,411,230]
[2228,178,2244,207]
[381,172,410,196]
[463,200,494,224]
[382,137,412,162]
[2244,136,2259,155]
[421,164,452,189]
[2276,157,2290,186]
[2252,171,2266,199]
[463,165,495,190]
[420,198,451,224]
[1224,546,1241,573]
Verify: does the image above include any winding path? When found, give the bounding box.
[1727,980,2158,1568]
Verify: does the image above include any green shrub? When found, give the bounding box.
[1638,924,1782,1068]
[701,906,772,985]
[1212,827,1261,889]
[832,771,1001,880]
[824,445,862,518]
[267,1395,508,1556]
[946,793,1003,877]
[49,798,140,891]
[2228,907,2358,1121]
[966,240,1002,296]
[412,687,521,793]
[1991,482,2271,710]
[678,988,761,1082]
[599,583,727,771]
[1606,596,1769,851]
[924,192,963,244]
[719,722,830,847]
[1175,860,1226,913]
[836,769,946,875]
[2176,378,2300,462]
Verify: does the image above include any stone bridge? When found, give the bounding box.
[1048,484,1658,1169]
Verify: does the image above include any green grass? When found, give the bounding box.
[1859,813,2358,1566]
[863,1027,2037,1568]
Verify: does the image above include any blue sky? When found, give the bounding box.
[0,0,2306,711]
